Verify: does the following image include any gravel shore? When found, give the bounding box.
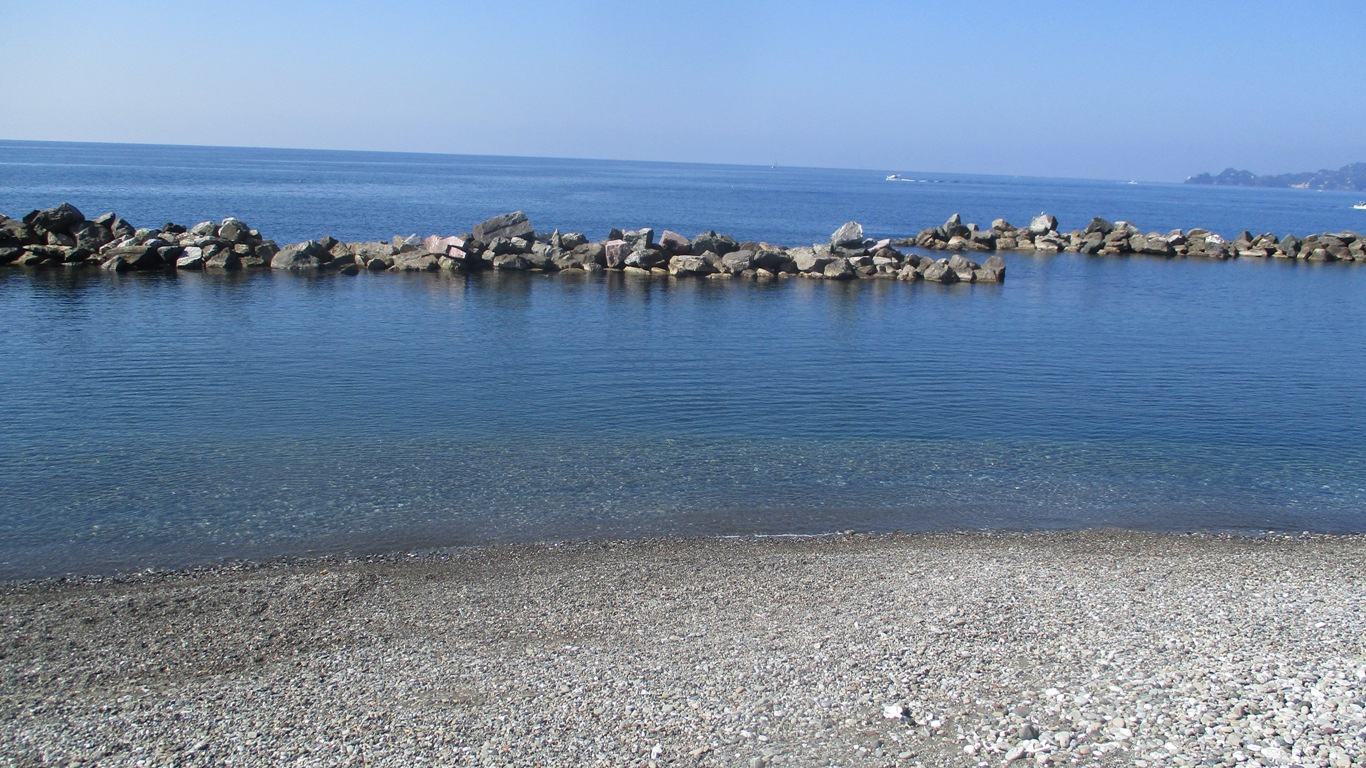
[3,531,1364,767]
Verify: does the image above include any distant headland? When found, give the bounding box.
[1184,162,1366,191]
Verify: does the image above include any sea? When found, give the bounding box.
[1,139,1364,580]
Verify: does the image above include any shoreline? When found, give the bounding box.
[4,530,1364,767]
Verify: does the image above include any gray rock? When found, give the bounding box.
[558,232,589,250]
[830,221,864,248]
[947,254,978,280]
[392,252,439,272]
[271,241,328,270]
[46,230,77,248]
[753,249,793,272]
[623,228,654,251]
[718,250,754,274]
[939,213,970,239]
[604,239,632,269]
[204,249,242,270]
[69,220,112,251]
[979,254,1006,282]
[659,230,692,255]
[422,235,465,256]
[624,247,669,270]
[568,242,606,268]
[692,231,738,257]
[791,246,833,273]
[108,216,136,241]
[219,218,253,243]
[0,216,31,245]
[823,258,855,280]
[473,211,534,244]
[921,260,957,283]
[1029,213,1058,234]
[668,254,717,276]
[100,245,164,272]
[24,202,85,235]
[491,253,532,271]
[1086,217,1114,235]
[175,248,206,270]
[351,242,395,261]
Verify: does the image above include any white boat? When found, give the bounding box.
[885,173,915,182]
[1354,202,1366,210]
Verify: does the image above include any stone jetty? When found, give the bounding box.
[904,212,1366,262]
[2,204,1362,286]
[0,205,1001,284]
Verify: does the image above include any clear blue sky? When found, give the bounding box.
[4,0,1363,180]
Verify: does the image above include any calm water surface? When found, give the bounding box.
[1,142,1363,578]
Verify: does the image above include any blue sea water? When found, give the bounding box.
[1,140,1364,579]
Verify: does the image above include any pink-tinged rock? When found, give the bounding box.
[659,230,692,255]
[604,239,631,268]
[872,238,892,251]
[423,235,466,256]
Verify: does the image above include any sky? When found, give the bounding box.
[3,0,1364,181]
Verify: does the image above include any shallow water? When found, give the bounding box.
[1,141,1364,579]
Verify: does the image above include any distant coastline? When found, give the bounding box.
[1185,162,1366,191]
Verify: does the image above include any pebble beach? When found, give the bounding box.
[3,531,1365,767]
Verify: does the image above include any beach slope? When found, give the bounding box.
[3,531,1364,767]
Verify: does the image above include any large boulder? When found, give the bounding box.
[668,254,717,276]
[603,240,633,269]
[1028,213,1058,234]
[830,221,864,248]
[753,249,793,272]
[271,241,329,270]
[921,260,957,283]
[175,247,206,270]
[567,242,605,268]
[947,254,978,281]
[558,232,589,250]
[204,247,242,270]
[23,202,85,235]
[69,220,112,251]
[218,218,254,243]
[392,252,439,271]
[624,247,669,270]
[979,254,1006,282]
[100,245,164,272]
[0,216,32,245]
[823,258,855,280]
[938,213,970,240]
[692,231,738,257]
[1085,217,1114,235]
[623,228,654,251]
[473,211,534,243]
[791,246,833,273]
[423,235,466,256]
[718,250,754,274]
[659,230,692,255]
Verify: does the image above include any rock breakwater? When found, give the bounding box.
[905,212,1366,262]
[3,204,1363,289]
[0,204,1002,284]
